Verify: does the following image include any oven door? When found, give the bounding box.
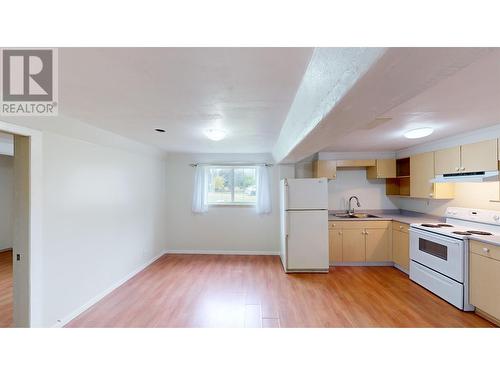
[409,228,464,282]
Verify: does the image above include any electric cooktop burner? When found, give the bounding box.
[452,230,493,236]
[421,223,454,228]
[467,230,493,235]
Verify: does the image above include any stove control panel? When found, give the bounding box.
[446,207,500,225]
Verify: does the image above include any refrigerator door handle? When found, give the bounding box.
[284,179,289,211]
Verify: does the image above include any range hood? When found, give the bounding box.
[430,170,500,183]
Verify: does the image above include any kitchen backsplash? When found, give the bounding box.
[328,168,398,211]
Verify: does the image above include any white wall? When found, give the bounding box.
[0,154,14,250]
[40,132,167,326]
[328,168,398,211]
[165,153,282,254]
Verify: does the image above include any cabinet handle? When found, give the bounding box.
[429,193,434,197]
[460,167,465,171]
[399,225,403,229]
[338,231,342,235]
[482,247,490,253]
[455,167,459,171]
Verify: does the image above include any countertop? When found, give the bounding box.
[328,209,500,247]
[328,209,444,225]
[467,235,500,247]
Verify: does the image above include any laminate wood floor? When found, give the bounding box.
[0,250,13,328]
[66,254,493,328]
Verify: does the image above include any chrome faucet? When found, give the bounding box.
[347,196,361,215]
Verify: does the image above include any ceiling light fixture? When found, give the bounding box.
[204,128,227,141]
[404,127,434,139]
[155,128,166,133]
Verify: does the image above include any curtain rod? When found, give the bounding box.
[189,162,273,167]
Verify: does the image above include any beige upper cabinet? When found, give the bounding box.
[366,159,396,179]
[411,152,454,199]
[461,139,498,173]
[410,152,435,198]
[435,146,461,175]
[435,140,498,175]
[312,160,336,179]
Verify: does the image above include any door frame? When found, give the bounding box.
[0,120,42,327]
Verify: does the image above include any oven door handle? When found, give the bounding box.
[409,227,464,246]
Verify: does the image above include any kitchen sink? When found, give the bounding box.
[334,213,380,219]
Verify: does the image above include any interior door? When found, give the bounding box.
[13,135,30,327]
[286,210,328,270]
[285,178,328,210]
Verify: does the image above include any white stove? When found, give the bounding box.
[409,207,500,311]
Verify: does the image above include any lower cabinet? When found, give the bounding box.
[470,240,500,324]
[342,228,367,262]
[392,221,409,271]
[366,228,391,262]
[328,221,391,264]
[328,224,343,262]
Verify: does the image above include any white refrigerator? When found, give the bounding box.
[280,178,329,273]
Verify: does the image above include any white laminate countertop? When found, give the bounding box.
[468,235,500,247]
[328,209,500,246]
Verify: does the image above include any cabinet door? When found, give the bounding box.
[342,229,365,262]
[435,146,461,175]
[470,253,500,320]
[461,139,498,173]
[410,152,434,199]
[391,229,399,262]
[365,228,390,262]
[393,231,409,270]
[367,159,396,179]
[313,160,337,179]
[329,229,343,263]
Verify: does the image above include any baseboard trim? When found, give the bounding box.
[164,249,279,256]
[476,308,500,327]
[394,263,409,275]
[330,261,394,267]
[53,252,165,328]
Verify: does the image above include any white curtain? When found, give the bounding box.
[192,165,208,213]
[256,165,272,214]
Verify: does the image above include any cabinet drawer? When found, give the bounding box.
[340,220,391,229]
[392,221,409,234]
[470,240,500,262]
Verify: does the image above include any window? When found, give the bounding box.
[207,166,257,205]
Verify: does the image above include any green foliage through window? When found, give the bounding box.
[207,166,257,204]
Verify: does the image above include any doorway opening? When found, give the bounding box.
[0,132,14,327]
[0,121,42,328]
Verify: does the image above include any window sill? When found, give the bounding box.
[208,203,256,208]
